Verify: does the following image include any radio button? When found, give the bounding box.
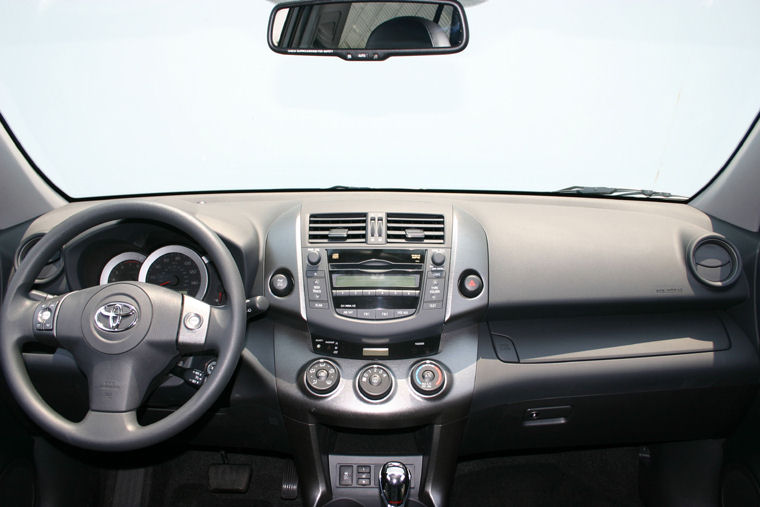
[306,270,325,278]
[310,301,328,309]
[428,270,444,279]
[308,278,326,300]
[377,309,393,319]
[362,290,376,296]
[423,301,443,310]
[403,290,417,297]
[425,280,444,301]
[358,309,376,320]
[390,290,402,297]
[350,289,362,297]
[394,309,415,318]
[337,308,357,317]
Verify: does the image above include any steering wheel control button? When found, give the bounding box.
[357,365,393,401]
[183,312,203,330]
[269,270,294,297]
[307,250,322,265]
[304,359,340,395]
[34,297,63,333]
[431,252,446,266]
[459,272,484,298]
[411,360,446,397]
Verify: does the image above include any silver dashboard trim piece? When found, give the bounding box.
[99,251,146,285]
[295,211,307,321]
[177,295,211,351]
[445,210,458,322]
[138,244,208,299]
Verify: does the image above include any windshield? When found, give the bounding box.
[1,0,759,199]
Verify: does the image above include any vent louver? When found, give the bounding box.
[386,213,444,244]
[309,213,367,243]
[688,235,741,288]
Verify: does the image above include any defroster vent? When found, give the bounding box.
[308,213,367,243]
[387,213,444,244]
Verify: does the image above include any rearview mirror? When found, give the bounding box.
[268,0,468,60]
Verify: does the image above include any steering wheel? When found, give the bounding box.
[0,201,246,451]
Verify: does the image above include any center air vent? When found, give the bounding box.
[308,213,367,243]
[387,213,444,244]
[688,235,742,288]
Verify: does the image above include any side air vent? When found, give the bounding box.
[309,213,367,243]
[14,235,64,284]
[688,235,742,288]
[386,213,444,244]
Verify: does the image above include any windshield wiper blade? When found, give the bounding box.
[324,185,374,191]
[556,186,686,200]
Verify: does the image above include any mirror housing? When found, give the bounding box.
[268,0,468,60]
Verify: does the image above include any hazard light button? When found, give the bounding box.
[459,272,484,298]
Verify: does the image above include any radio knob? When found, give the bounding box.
[431,252,446,266]
[307,251,322,265]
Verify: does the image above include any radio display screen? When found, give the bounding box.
[333,274,419,288]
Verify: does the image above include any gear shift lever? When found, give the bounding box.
[379,461,410,507]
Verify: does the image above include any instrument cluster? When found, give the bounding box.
[100,244,209,299]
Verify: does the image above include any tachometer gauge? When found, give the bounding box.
[100,252,146,284]
[138,245,208,299]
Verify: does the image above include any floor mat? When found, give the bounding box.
[450,447,643,507]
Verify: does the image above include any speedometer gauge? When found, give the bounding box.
[100,252,146,284]
[138,245,208,299]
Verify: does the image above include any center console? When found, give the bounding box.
[264,203,488,507]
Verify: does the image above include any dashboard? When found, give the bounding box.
[9,191,760,507]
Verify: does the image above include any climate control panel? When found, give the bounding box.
[302,358,448,401]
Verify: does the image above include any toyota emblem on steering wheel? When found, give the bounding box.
[95,302,139,332]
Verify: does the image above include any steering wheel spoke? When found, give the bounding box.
[3,293,51,347]
[204,305,234,354]
[77,410,141,442]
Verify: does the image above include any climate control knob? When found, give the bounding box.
[304,359,340,395]
[357,364,393,401]
[410,360,446,397]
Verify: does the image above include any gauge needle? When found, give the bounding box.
[160,281,172,286]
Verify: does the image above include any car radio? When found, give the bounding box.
[301,246,450,346]
[304,248,447,320]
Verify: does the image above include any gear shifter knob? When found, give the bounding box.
[379,461,410,507]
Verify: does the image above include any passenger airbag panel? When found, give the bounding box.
[489,312,730,363]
